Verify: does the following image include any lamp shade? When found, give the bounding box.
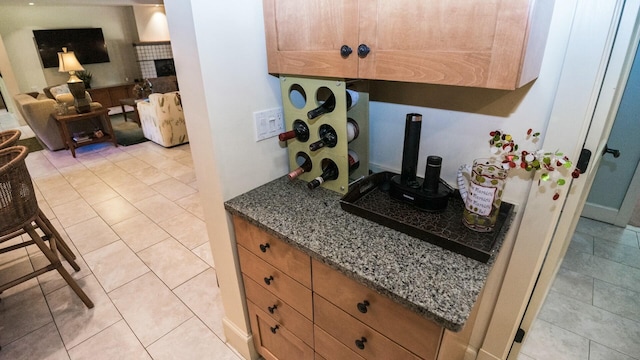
[58,47,84,73]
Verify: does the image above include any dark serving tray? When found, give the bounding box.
[340,172,513,263]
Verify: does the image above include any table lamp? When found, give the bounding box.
[58,47,90,113]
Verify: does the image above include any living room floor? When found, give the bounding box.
[0,140,241,359]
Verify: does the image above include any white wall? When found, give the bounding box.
[133,5,170,42]
[0,35,22,123]
[0,5,140,92]
[164,0,286,358]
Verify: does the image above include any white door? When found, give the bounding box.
[506,0,640,358]
[581,42,640,227]
[476,0,640,359]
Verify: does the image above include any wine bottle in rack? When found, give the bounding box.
[348,149,360,171]
[307,89,359,120]
[287,152,312,180]
[309,124,337,151]
[278,119,310,142]
[308,159,339,189]
[347,118,359,143]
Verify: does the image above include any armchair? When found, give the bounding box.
[137,91,189,147]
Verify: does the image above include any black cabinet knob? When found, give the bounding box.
[357,300,370,313]
[259,243,270,252]
[264,275,274,285]
[340,45,353,58]
[355,337,367,350]
[268,304,278,314]
[357,44,370,58]
[270,325,279,334]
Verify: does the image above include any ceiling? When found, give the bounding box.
[0,0,163,5]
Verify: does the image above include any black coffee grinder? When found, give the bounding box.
[389,113,452,212]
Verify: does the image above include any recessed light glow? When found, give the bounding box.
[28,2,35,5]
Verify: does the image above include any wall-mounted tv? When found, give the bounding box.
[33,28,110,68]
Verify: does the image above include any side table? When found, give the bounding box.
[51,108,117,158]
[119,98,143,125]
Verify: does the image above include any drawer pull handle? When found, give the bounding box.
[270,325,279,334]
[259,243,270,252]
[268,304,278,314]
[264,275,274,285]
[355,337,367,350]
[357,300,370,313]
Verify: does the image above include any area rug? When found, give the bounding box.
[17,137,44,153]
[110,112,148,146]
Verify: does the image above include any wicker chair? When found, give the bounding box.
[0,146,93,309]
[0,129,21,150]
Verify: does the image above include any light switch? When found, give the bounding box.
[254,107,284,141]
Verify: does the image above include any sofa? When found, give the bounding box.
[13,85,102,151]
[137,91,189,147]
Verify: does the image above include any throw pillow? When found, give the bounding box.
[49,84,71,98]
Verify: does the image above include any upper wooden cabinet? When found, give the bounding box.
[263,0,555,90]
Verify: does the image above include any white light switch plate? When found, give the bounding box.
[254,107,284,141]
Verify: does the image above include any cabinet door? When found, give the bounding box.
[263,0,359,78]
[238,246,313,319]
[312,259,442,359]
[243,275,314,346]
[108,85,132,104]
[88,88,111,107]
[314,294,421,359]
[233,216,311,287]
[248,302,314,360]
[358,0,542,89]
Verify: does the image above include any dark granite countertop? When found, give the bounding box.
[224,176,513,332]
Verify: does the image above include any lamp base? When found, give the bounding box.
[74,98,91,113]
[67,81,91,113]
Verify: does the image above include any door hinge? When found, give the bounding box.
[514,328,526,343]
[576,148,592,174]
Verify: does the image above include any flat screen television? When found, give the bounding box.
[33,28,110,68]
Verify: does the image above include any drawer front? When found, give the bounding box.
[248,301,314,360]
[314,294,420,360]
[234,216,311,287]
[243,275,313,346]
[312,259,442,359]
[238,245,313,319]
[314,325,364,360]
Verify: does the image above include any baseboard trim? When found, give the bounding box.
[222,317,258,360]
[476,348,503,360]
[581,202,617,224]
[464,346,479,360]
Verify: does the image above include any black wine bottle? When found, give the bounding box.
[287,152,312,180]
[309,124,337,151]
[308,159,339,189]
[307,89,359,120]
[278,119,310,142]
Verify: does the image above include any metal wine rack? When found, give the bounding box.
[279,75,369,194]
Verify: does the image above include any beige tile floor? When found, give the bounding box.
[519,219,640,360]
[0,139,242,359]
